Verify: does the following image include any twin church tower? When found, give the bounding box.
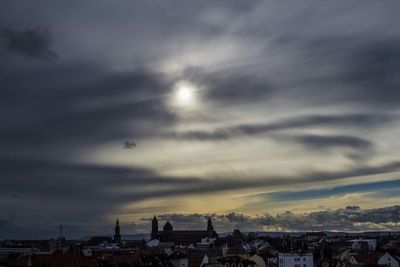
[151,216,218,245]
[113,216,218,246]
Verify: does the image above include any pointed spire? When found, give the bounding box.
[114,218,121,243]
[207,217,214,237]
[207,217,214,230]
[151,215,159,240]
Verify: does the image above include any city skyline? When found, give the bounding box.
[1,0,400,239]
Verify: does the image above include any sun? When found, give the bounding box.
[177,86,193,102]
[172,81,197,107]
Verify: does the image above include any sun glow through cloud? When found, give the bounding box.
[171,81,198,109]
[177,86,193,103]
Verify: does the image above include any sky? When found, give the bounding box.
[1,0,400,239]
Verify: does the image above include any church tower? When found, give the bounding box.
[151,216,158,240]
[207,217,214,238]
[114,219,121,243]
[163,220,174,242]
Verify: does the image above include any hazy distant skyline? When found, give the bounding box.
[1,0,400,239]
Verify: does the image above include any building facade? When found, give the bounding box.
[278,252,313,267]
[150,216,218,246]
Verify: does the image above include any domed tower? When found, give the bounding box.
[163,220,174,242]
[232,225,243,243]
[163,220,173,232]
[114,219,121,243]
[207,217,215,238]
[151,216,158,240]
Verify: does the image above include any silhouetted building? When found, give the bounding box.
[152,216,159,240]
[114,219,121,243]
[207,217,215,238]
[150,217,218,246]
[226,227,246,255]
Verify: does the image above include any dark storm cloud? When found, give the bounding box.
[294,135,371,151]
[146,205,400,232]
[168,113,397,141]
[0,158,199,195]
[290,135,373,154]
[0,27,57,60]
[343,41,400,105]
[0,62,176,159]
[269,37,400,109]
[274,134,375,161]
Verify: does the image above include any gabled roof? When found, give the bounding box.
[383,251,400,262]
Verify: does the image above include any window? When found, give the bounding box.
[304,264,307,267]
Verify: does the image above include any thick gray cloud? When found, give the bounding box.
[286,134,374,161]
[167,113,397,141]
[280,39,400,108]
[0,60,177,161]
[292,135,372,151]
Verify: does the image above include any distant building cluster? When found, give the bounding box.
[1,218,400,267]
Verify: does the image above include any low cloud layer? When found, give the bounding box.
[2,206,400,239]
[149,205,400,233]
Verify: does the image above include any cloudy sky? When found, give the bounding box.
[1,0,400,239]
